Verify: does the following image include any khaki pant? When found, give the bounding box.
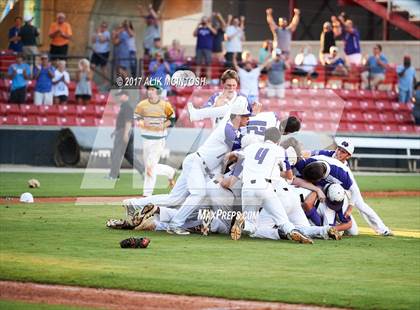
[361,71,385,90]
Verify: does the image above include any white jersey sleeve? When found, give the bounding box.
[245,112,279,142]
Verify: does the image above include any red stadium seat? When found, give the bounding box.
[338,122,349,132]
[397,125,416,133]
[379,112,398,124]
[76,105,96,117]
[359,100,376,111]
[313,111,328,121]
[328,111,343,123]
[38,105,59,116]
[309,99,323,110]
[1,115,20,125]
[301,121,316,131]
[343,111,364,123]
[347,123,366,132]
[77,117,97,126]
[20,115,40,125]
[344,100,361,111]
[58,104,77,115]
[381,124,399,132]
[325,99,342,110]
[94,93,108,105]
[0,103,19,115]
[375,100,393,112]
[363,112,381,123]
[19,104,39,116]
[394,112,414,124]
[95,105,106,118]
[365,123,382,132]
[391,102,412,113]
[297,110,315,121]
[39,116,59,126]
[356,89,373,100]
[96,116,116,127]
[59,116,78,126]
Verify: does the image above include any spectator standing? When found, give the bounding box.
[211,12,227,62]
[325,46,347,76]
[332,15,361,65]
[112,21,131,77]
[413,82,420,125]
[293,46,318,86]
[33,54,55,106]
[52,60,70,104]
[19,15,39,59]
[266,8,300,56]
[233,55,270,103]
[361,44,388,90]
[8,53,30,103]
[397,56,416,104]
[134,81,176,196]
[138,4,160,58]
[266,48,289,98]
[194,16,217,80]
[225,16,245,67]
[148,51,171,98]
[168,39,185,72]
[90,22,111,76]
[75,59,93,104]
[127,21,138,76]
[150,37,164,59]
[8,17,23,53]
[48,13,73,60]
[258,40,273,64]
[319,22,336,65]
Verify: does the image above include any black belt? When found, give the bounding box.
[196,152,215,179]
[250,179,272,184]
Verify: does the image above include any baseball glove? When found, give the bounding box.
[28,179,41,188]
[119,237,150,249]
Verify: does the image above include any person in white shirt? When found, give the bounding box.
[292,46,318,87]
[224,16,245,67]
[232,54,271,104]
[52,60,70,104]
[230,127,313,244]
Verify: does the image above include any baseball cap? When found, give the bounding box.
[330,46,339,54]
[275,48,282,55]
[230,96,252,116]
[285,146,298,166]
[24,15,33,22]
[20,192,34,203]
[336,139,354,155]
[146,79,163,91]
[324,184,345,211]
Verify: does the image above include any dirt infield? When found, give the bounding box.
[0,281,347,310]
[1,191,419,205]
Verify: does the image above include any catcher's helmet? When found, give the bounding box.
[325,183,345,211]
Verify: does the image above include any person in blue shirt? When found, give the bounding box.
[8,53,31,103]
[8,17,23,52]
[361,44,388,90]
[112,21,131,77]
[33,54,55,105]
[193,16,217,80]
[90,22,111,75]
[148,51,170,98]
[397,55,416,104]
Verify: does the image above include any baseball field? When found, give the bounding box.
[0,172,419,310]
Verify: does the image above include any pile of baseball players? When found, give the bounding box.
[107,69,393,244]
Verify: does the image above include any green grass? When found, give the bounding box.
[0,300,96,310]
[1,172,419,198]
[0,197,419,309]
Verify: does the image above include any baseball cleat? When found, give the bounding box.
[230,213,245,241]
[327,227,342,240]
[122,201,137,221]
[287,230,314,244]
[166,227,190,235]
[132,203,158,227]
[382,229,394,236]
[134,216,156,231]
[106,219,133,230]
[201,209,214,236]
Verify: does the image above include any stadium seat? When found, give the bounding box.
[363,112,381,123]
[59,116,78,126]
[94,93,108,105]
[375,100,392,112]
[365,123,382,132]
[309,99,323,110]
[343,111,364,123]
[19,104,39,116]
[313,111,328,121]
[301,121,316,131]
[1,115,20,125]
[39,105,60,116]
[347,123,366,132]
[297,110,315,121]
[58,104,78,115]
[356,89,373,100]
[344,100,361,111]
[76,105,96,117]
[397,125,416,133]
[395,112,414,124]
[95,105,106,118]
[96,116,116,127]
[381,124,399,133]
[328,111,342,123]
[20,115,40,126]
[77,117,97,126]
[0,103,19,115]
[359,100,376,111]
[39,116,59,126]
[391,102,412,113]
[379,112,398,124]
[337,122,349,132]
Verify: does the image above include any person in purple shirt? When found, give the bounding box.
[148,51,170,98]
[332,14,361,65]
[193,16,217,80]
[8,17,23,52]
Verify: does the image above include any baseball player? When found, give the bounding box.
[294,154,393,236]
[230,127,313,244]
[134,80,176,196]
